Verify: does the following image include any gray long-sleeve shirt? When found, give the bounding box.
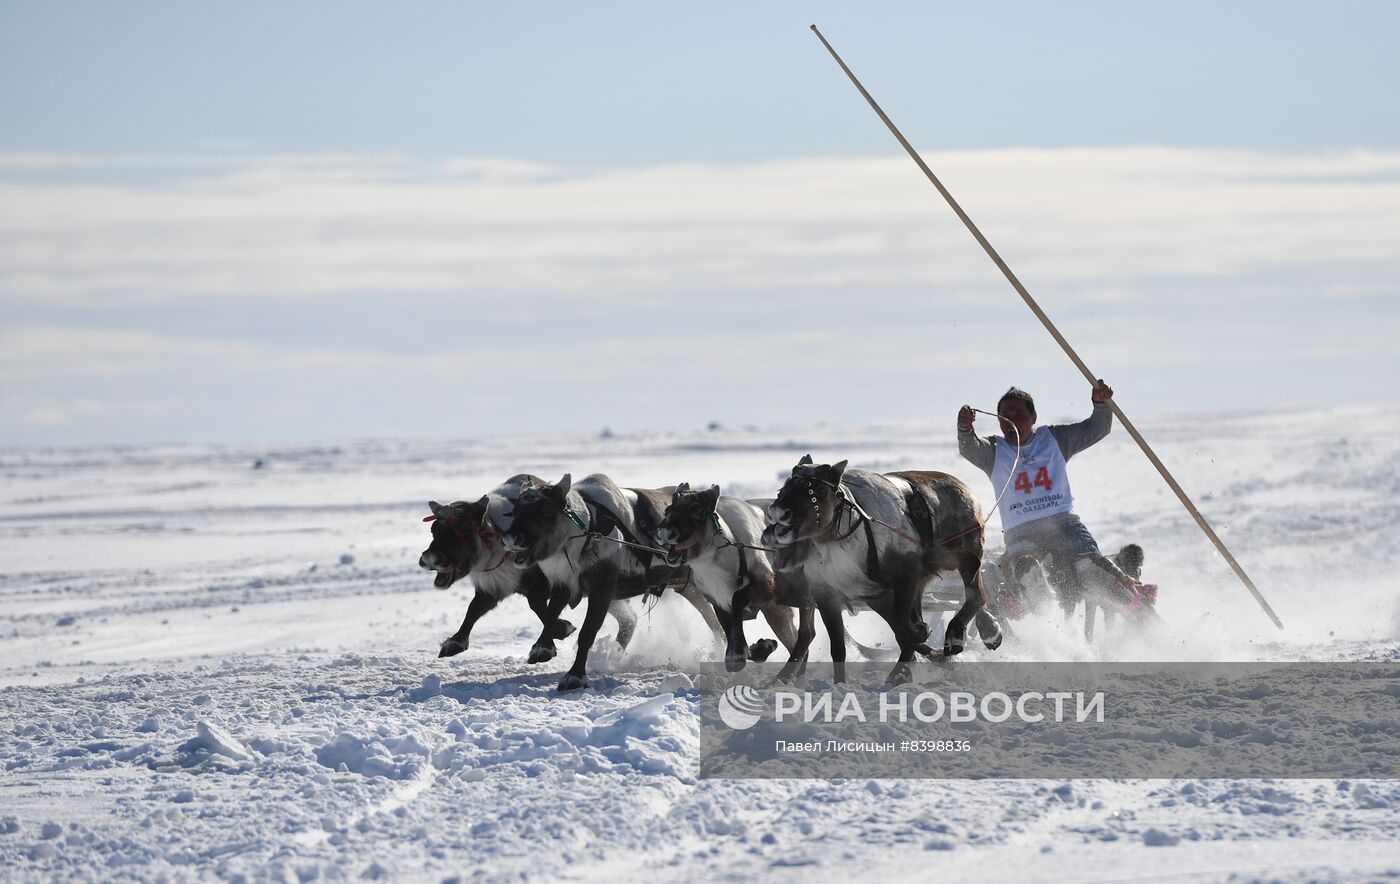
[957,402,1113,478]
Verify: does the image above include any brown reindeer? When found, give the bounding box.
[761,455,1003,684]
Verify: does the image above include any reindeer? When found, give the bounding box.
[987,541,1149,640]
[761,455,1003,684]
[418,474,637,659]
[654,483,803,675]
[501,473,700,691]
[623,485,731,639]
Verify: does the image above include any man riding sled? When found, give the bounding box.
[957,379,1158,637]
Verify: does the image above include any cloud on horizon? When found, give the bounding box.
[2,147,1397,444]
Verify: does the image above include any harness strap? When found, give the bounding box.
[860,511,881,582]
[831,494,865,543]
[902,487,934,548]
[588,499,653,569]
[706,511,752,587]
[479,549,512,573]
[827,486,882,583]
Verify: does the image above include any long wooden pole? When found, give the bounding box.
[809,24,1284,630]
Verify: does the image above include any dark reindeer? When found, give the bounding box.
[417,475,637,659]
[500,473,693,691]
[761,455,1003,684]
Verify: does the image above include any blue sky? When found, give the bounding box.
[2,2,1399,445]
[7,2,1399,161]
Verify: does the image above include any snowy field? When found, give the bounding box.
[3,406,1400,882]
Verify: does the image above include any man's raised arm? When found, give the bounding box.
[957,404,995,475]
[1049,379,1115,461]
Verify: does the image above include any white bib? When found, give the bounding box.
[991,428,1073,532]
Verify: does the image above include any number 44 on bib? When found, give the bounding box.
[1013,468,1054,495]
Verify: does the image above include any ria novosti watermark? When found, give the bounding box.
[699,662,1400,779]
[721,683,1103,729]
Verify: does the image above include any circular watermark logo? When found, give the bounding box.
[717,684,765,730]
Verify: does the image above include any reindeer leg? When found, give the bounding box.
[974,608,1005,651]
[891,566,929,648]
[708,600,740,672]
[874,571,922,685]
[558,569,616,692]
[764,601,798,652]
[528,584,572,665]
[777,603,816,682]
[974,564,1010,649]
[753,598,796,661]
[946,552,990,657]
[524,571,574,640]
[439,590,498,658]
[967,567,1003,652]
[607,599,637,649]
[725,584,755,671]
[675,585,724,637]
[818,601,847,684]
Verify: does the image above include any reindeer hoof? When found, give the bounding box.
[911,621,931,643]
[557,673,589,692]
[527,644,557,665]
[438,638,467,658]
[943,635,965,657]
[725,655,748,673]
[887,663,913,686]
[549,619,576,640]
[747,639,778,662]
[982,627,1004,651]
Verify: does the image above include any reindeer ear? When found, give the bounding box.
[429,500,443,516]
[799,454,814,465]
[466,495,489,520]
[553,473,572,500]
[701,485,721,508]
[830,460,848,481]
[677,481,690,493]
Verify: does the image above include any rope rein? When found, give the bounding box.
[969,406,1022,533]
[563,501,675,558]
[568,530,671,558]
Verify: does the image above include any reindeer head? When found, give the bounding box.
[656,482,721,565]
[761,455,848,551]
[500,474,578,568]
[1114,543,1145,580]
[418,496,494,589]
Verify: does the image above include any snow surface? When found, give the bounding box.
[2,406,1400,881]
